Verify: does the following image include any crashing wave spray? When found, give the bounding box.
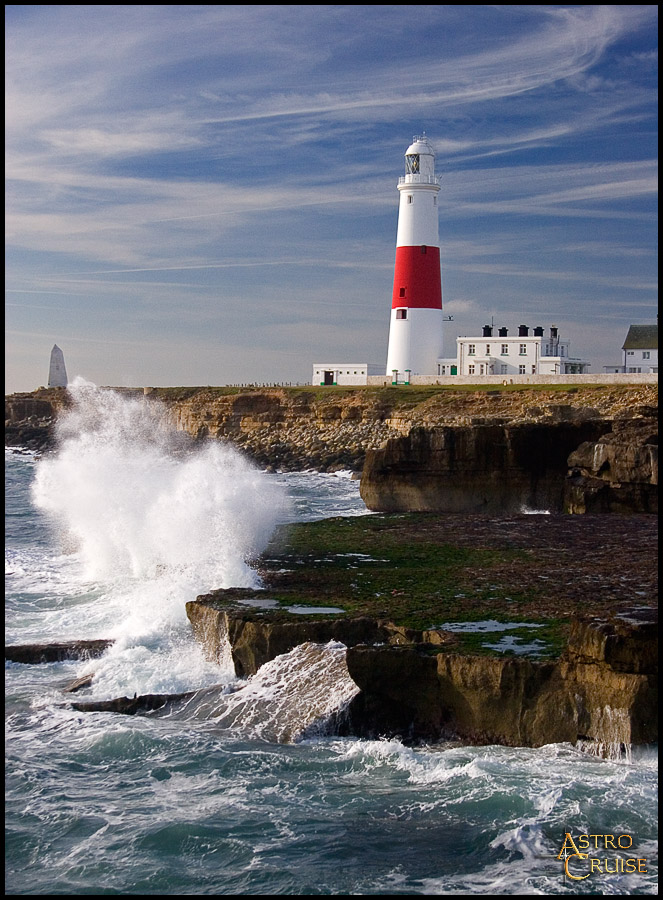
[31,378,289,695]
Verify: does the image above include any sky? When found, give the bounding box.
[5,5,658,392]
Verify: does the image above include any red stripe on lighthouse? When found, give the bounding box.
[391,246,442,310]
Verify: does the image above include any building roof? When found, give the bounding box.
[622,324,658,350]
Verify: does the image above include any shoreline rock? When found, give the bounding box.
[183,601,657,748]
[5,639,115,664]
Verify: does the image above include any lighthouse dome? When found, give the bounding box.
[405,135,435,157]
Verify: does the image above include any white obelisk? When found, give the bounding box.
[48,344,68,387]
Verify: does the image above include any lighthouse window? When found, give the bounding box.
[420,246,427,254]
[405,154,420,174]
[396,309,407,320]
[407,195,413,204]
[399,288,406,298]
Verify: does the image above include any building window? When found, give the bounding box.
[468,365,475,375]
[396,309,407,320]
[643,351,650,359]
[519,344,527,355]
[532,365,536,374]
[501,344,508,355]
[468,344,475,355]
[519,365,526,374]
[485,345,491,355]
[627,351,634,356]
[500,365,508,374]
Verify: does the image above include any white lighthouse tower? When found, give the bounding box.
[385,135,444,379]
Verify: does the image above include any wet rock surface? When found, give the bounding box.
[343,624,657,747]
[184,514,657,748]
[5,639,115,664]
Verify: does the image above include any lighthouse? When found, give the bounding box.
[385,135,444,379]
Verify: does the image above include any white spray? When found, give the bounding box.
[32,379,289,696]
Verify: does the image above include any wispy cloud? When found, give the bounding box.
[5,5,658,391]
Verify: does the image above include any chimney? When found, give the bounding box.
[482,325,492,337]
[498,327,508,337]
[518,325,529,337]
[533,326,544,337]
[550,326,558,339]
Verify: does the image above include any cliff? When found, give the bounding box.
[343,609,657,747]
[9,384,656,516]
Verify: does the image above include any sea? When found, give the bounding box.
[5,381,658,895]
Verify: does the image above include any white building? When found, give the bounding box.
[311,136,602,386]
[312,364,384,386]
[437,325,590,376]
[603,324,658,374]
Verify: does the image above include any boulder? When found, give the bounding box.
[564,412,658,513]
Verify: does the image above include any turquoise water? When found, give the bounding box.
[4,385,658,894]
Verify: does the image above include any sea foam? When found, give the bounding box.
[30,379,289,694]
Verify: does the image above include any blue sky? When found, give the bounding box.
[5,5,658,392]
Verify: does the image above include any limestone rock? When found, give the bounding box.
[186,593,392,677]
[344,610,657,747]
[359,422,610,513]
[185,590,657,748]
[564,411,658,513]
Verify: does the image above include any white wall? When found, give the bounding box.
[366,373,657,386]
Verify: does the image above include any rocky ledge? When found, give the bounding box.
[343,609,657,747]
[183,513,657,749]
[185,598,656,749]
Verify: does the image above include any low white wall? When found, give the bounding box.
[365,373,658,386]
